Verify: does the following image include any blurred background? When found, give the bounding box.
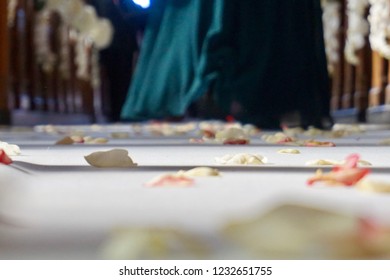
[0,0,389,127]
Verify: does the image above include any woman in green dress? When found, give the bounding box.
[121,0,331,129]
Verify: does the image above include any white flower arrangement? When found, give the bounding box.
[344,0,370,65]
[35,0,113,82]
[43,0,113,50]
[75,35,90,81]
[89,19,114,49]
[321,0,342,73]
[368,0,390,59]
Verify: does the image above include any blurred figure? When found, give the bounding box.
[89,0,146,122]
[121,0,332,129]
[120,0,222,122]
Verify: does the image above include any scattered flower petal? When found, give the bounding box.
[189,138,205,144]
[70,135,84,143]
[215,153,267,165]
[84,137,109,144]
[304,140,336,147]
[84,149,137,168]
[0,141,21,156]
[357,179,390,193]
[0,149,12,165]
[306,158,372,166]
[307,154,370,186]
[223,139,250,145]
[277,149,301,154]
[262,133,297,144]
[200,129,215,139]
[55,136,74,145]
[177,167,220,177]
[215,127,250,145]
[145,174,194,187]
[305,159,339,166]
[111,132,130,139]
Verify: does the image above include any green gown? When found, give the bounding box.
[121,0,331,128]
[121,0,224,120]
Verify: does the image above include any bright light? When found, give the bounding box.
[132,0,150,9]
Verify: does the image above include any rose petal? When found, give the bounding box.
[145,174,194,187]
[0,149,13,165]
[307,154,370,186]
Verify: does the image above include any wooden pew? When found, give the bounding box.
[0,0,10,124]
[6,0,107,125]
[354,44,372,122]
[369,52,386,107]
[330,1,372,123]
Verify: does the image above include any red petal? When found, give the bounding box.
[0,149,13,165]
[347,168,370,185]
